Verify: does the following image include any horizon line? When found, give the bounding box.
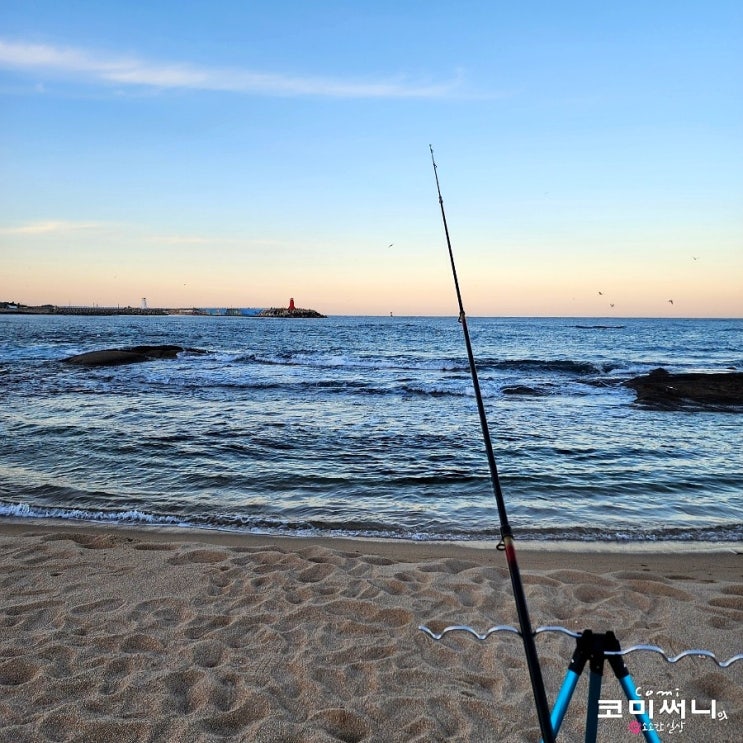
[2,302,740,321]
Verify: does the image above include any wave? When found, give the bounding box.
[0,501,186,527]
[234,351,465,373]
[237,353,619,378]
[4,366,623,402]
[1,500,740,544]
[233,352,616,377]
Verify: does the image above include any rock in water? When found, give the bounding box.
[64,345,187,366]
[625,368,743,408]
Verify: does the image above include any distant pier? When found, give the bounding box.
[1,300,325,318]
[0,303,167,316]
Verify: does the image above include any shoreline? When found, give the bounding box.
[2,516,741,557]
[1,519,741,741]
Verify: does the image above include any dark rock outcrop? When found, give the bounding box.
[257,307,326,318]
[502,385,547,396]
[625,368,743,409]
[64,345,192,366]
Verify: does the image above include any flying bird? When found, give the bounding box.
[598,291,604,296]
[388,243,394,248]
[668,299,674,305]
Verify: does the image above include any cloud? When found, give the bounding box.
[0,39,460,99]
[0,221,304,251]
[152,234,217,246]
[0,220,103,235]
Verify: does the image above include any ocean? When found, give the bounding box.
[1,314,741,543]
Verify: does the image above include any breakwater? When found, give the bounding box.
[0,303,324,317]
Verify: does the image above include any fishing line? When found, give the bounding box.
[429,145,556,743]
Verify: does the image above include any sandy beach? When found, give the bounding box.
[0,521,740,742]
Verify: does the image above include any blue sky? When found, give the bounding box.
[1,1,741,316]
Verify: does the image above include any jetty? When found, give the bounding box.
[1,298,326,318]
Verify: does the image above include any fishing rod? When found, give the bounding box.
[429,145,556,743]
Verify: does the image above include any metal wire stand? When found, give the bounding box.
[419,623,742,742]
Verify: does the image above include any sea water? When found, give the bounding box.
[1,314,741,543]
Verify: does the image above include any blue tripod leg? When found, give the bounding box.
[543,630,663,743]
[618,673,662,743]
[585,667,603,743]
[603,631,662,743]
[545,669,580,740]
[542,630,594,743]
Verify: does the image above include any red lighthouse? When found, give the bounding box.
[288,298,296,312]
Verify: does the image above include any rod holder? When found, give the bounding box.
[419,623,743,668]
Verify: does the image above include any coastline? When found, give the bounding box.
[2,519,740,741]
[2,516,742,558]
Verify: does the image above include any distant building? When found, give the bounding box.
[196,308,263,317]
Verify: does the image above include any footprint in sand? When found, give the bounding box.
[310,708,370,743]
[0,657,41,686]
[192,639,225,669]
[163,669,206,713]
[297,563,336,583]
[199,693,271,737]
[708,595,743,611]
[120,633,165,653]
[184,614,232,640]
[624,579,693,601]
[168,549,230,565]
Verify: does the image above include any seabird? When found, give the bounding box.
[668,299,674,305]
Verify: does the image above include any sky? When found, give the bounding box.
[1,1,741,317]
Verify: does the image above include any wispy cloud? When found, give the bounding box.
[0,221,308,251]
[0,39,460,99]
[0,220,104,236]
[152,234,217,246]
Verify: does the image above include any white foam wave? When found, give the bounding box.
[0,501,185,526]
